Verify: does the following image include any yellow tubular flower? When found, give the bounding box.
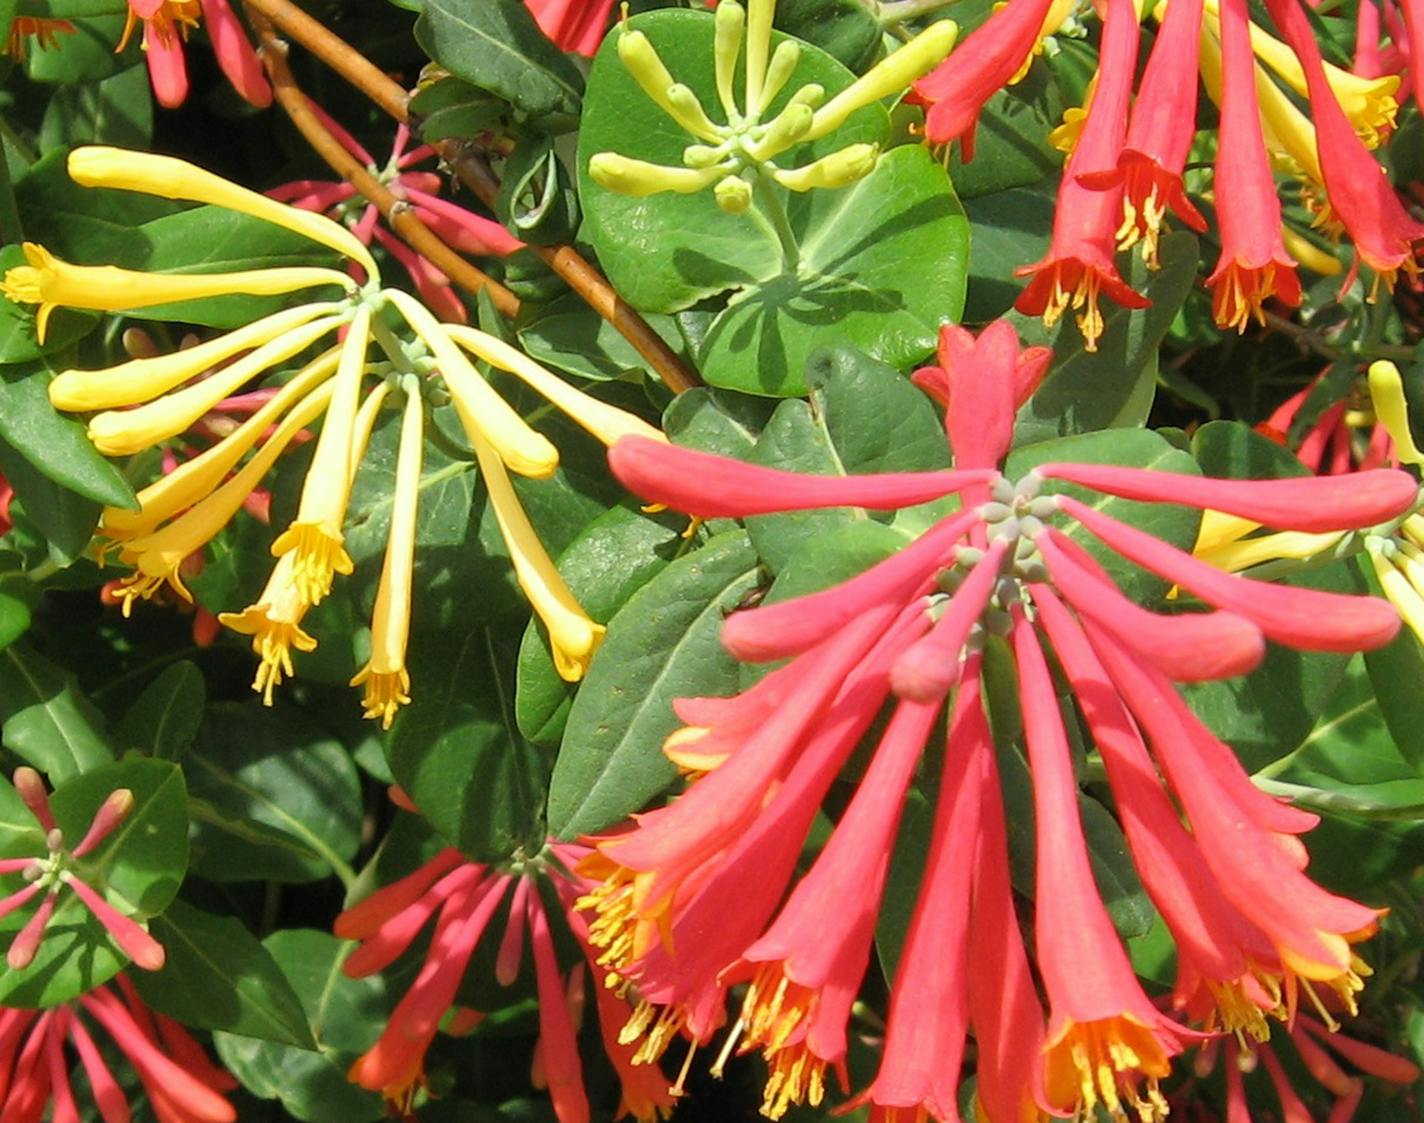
[269,304,374,607]
[802,20,958,142]
[351,380,423,729]
[618,30,720,141]
[0,242,351,345]
[1281,228,1344,276]
[1194,509,1261,552]
[1197,528,1347,573]
[771,143,878,191]
[101,347,342,541]
[219,552,320,706]
[113,380,335,612]
[49,302,343,411]
[348,382,392,482]
[588,154,727,197]
[470,430,604,680]
[1201,3,1401,146]
[714,0,745,119]
[1368,541,1424,645]
[85,315,344,456]
[385,289,558,479]
[745,0,775,116]
[443,325,666,448]
[1367,360,1424,465]
[67,146,381,281]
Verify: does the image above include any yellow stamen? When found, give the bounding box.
[219,553,319,706]
[68,146,381,279]
[1043,1016,1172,1123]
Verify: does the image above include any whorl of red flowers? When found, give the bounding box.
[579,320,1415,1121]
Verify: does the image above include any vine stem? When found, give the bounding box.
[246,9,521,317]
[754,169,800,273]
[241,0,700,393]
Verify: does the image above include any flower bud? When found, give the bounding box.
[745,102,813,162]
[1368,360,1424,465]
[715,175,754,214]
[804,20,958,141]
[589,153,724,197]
[714,0,747,118]
[772,143,879,191]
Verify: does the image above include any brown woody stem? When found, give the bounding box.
[248,10,521,317]
[241,0,700,393]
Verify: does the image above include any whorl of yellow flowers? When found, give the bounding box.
[0,146,667,727]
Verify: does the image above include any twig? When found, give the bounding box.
[248,8,521,317]
[241,0,700,393]
[1262,310,1339,361]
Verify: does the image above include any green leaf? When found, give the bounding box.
[0,758,188,1006]
[662,385,775,456]
[945,65,1065,199]
[0,358,137,508]
[1080,794,1153,939]
[0,641,113,780]
[25,13,133,82]
[0,244,98,361]
[134,900,316,1049]
[578,8,888,314]
[186,703,362,884]
[215,930,390,1123]
[961,179,1053,322]
[516,504,688,745]
[774,0,882,72]
[115,660,205,760]
[0,436,102,561]
[516,292,689,382]
[415,0,585,125]
[387,625,548,861]
[548,529,762,837]
[697,146,970,396]
[1011,232,1201,446]
[0,581,31,652]
[1363,616,1424,771]
[408,76,509,142]
[38,62,152,152]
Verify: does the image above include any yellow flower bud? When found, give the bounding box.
[619,30,722,142]
[745,103,813,163]
[589,153,726,197]
[385,289,559,480]
[469,429,605,682]
[68,146,382,280]
[1368,360,1424,466]
[1368,542,1424,646]
[443,324,666,448]
[772,143,879,192]
[1280,227,1343,277]
[714,0,746,120]
[49,301,344,411]
[744,0,775,116]
[804,20,958,142]
[667,84,724,141]
[0,242,350,344]
[759,40,803,113]
[85,315,344,456]
[715,175,753,214]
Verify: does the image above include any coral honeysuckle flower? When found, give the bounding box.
[336,798,675,1123]
[2,146,663,723]
[1204,0,1302,332]
[118,0,269,109]
[1015,0,1149,352]
[269,112,524,324]
[0,768,165,972]
[581,320,1412,1118]
[526,0,619,56]
[0,973,236,1122]
[4,16,76,59]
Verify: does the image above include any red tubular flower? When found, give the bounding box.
[588,319,1413,1117]
[1015,0,1149,351]
[120,0,270,109]
[1079,0,1208,266]
[910,0,1060,157]
[0,977,236,1122]
[4,17,76,59]
[1267,0,1424,292]
[1205,0,1303,331]
[525,0,618,56]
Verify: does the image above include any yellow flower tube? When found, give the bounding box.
[113,380,336,612]
[85,315,344,456]
[714,0,745,120]
[67,146,382,281]
[1369,543,1424,645]
[1281,227,1344,277]
[0,242,352,344]
[385,289,558,479]
[588,154,727,197]
[772,143,878,191]
[269,304,374,606]
[470,429,604,681]
[1197,528,1348,573]
[802,20,958,142]
[443,325,666,447]
[219,553,320,706]
[745,0,775,116]
[350,380,423,729]
[347,381,393,482]
[1368,360,1424,466]
[49,302,344,411]
[1202,3,1400,147]
[100,347,342,540]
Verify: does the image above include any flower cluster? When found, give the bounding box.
[0,768,166,974]
[589,0,956,214]
[118,0,270,109]
[575,320,1416,1121]
[268,110,524,324]
[335,793,674,1122]
[910,0,1424,348]
[0,974,237,1122]
[0,146,664,727]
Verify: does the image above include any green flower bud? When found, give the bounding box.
[589,153,724,197]
[714,175,753,214]
[803,19,958,141]
[772,143,879,191]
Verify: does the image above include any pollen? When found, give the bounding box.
[1045,1016,1173,1123]
[273,523,354,606]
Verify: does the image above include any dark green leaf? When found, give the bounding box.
[38,62,152,151]
[0,640,113,780]
[548,529,761,837]
[945,65,1064,199]
[517,292,689,383]
[408,76,509,142]
[662,385,775,456]
[774,0,882,72]
[25,13,132,82]
[0,436,102,561]
[134,900,316,1048]
[115,660,205,759]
